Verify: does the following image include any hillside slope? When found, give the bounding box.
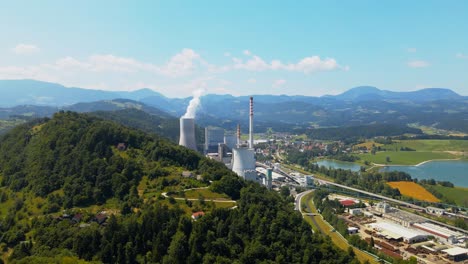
[0,112,358,263]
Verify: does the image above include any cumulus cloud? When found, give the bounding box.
[232,51,344,73]
[407,60,430,68]
[272,79,286,88]
[12,43,40,54]
[456,53,468,59]
[159,48,201,76]
[407,48,417,53]
[0,48,347,96]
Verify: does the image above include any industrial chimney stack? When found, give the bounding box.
[249,96,254,149]
[179,117,197,151]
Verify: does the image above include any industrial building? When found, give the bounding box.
[413,222,466,244]
[442,247,468,262]
[369,222,427,243]
[205,126,225,153]
[256,167,286,182]
[224,133,237,150]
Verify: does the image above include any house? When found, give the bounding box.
[348,227,359,235]
[191,211,205,220]
[93,213,108,225]
[72,213,83,223]
[349,208,362,216]
[182,171,193,178]
[117,143,126,151]
[340,200,356,207]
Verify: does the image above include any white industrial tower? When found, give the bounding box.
[179,117,197,151]
[231,96,257,181]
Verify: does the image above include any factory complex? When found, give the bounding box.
[179,96,314,190]
[330,194,468,263]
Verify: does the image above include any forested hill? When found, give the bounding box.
[0,112,358,263]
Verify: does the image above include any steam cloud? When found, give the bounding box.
[182,89,204,118]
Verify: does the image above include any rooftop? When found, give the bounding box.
[442,247,468,256]
[370,222,426,240]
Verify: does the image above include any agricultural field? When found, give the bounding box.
[360,151,456,165]
[425,185,468,207]
[387,181,440,202]
[392,140,468,152]
[357,139,468,165]
[353,141,383,150]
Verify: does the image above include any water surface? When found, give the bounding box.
[379,160,468,187]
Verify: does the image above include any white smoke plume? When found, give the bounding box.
[182,89,204,118]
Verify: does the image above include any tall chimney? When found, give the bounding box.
[249,96,254,149]
[237,124,241,147]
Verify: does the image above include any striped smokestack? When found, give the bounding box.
[249,96,254,149]
[237,124,241,146]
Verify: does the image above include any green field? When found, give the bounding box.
[360,151,457,165]
[356,139,468,165]
[427,185,468,207]
[392,140,468,152]
[183,188,230,200]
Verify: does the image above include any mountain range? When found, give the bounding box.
[0,79,467,134]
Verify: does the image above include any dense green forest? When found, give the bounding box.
[0,112,358,263]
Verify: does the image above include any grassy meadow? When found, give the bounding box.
[426,185,468,207]
[357,139,467,165]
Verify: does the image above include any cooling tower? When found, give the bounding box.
[232,148,257,181]
[179,117,197,151]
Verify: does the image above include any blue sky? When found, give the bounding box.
[1,0,467,97]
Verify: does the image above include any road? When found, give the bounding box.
[295,190,324,235]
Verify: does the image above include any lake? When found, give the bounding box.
[315,160,362,172]
[379,160,468,187]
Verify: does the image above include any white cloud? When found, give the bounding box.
[232,52,343,73]
[456,53,468,59]
[12,43,40,54]
[159,48,201,77]
[407,60,430,68]
[224,52,231,57]
[243,50,251,56]
[407,48,417,53]
[272,79,286,88]
[0,48,347,96]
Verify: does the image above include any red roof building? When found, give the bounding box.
[340,200,356,207]
[191,211,205,220]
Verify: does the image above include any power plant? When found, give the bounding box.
[179,117,197,151]
[231,97,257,181]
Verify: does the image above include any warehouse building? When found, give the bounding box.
[369,222,427,243]
[442,247,468,262]
[413,222,466,244]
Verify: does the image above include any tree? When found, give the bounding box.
[280,186,290,197]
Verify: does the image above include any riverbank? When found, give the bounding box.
[371,158,462,167]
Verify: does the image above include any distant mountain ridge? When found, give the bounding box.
[1,79,467,134]
[333,86,462,102]
[0,79,464,108]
